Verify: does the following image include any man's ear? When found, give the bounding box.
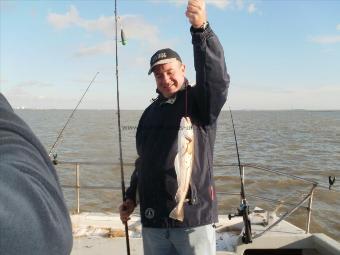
[181,63,186,74]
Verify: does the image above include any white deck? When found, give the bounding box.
[70,210,340,255]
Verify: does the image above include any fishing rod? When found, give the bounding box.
[48,72,99,159]
[114,0,130,254]
[228,106,252,244]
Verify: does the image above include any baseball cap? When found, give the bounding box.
[148,48,182,75]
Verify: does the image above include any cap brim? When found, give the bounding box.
[148,58,178,75]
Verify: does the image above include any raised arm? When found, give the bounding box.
[187,0,230,124]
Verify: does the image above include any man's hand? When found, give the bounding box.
[119,199,136,223]
[186,0,207,28]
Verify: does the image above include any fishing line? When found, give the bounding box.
[48,72,99,158]
[114,0,130,254]
[185,83,188,116]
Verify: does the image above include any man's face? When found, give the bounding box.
[153,60,186,98]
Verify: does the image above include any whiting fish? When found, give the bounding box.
[169,116,194,222]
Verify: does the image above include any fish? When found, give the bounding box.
[169,116,194,222]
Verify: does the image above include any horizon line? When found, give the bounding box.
[14,108,340,111]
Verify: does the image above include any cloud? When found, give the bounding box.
[310,24,340,44]
[48,6,160,41]
[183,0,259,13]
[47,5,80,30]
[5,86,28,98]
[4,92,82,109]
[152,0,259,12]
[150,0,238,10]
[48,6,164,56]
[120,15,161,45]
[236,0,244,9]
[48,5,114,37]
[206,0,232,9]
[320,48,336,54]
[247,3,257,14]
[75,41,114,57]
[73,15,164,57]
[4,81,54,100]
[4,80,78,109]
[228,86,340,110]
[310,35,340,44]
[16,81,54,88]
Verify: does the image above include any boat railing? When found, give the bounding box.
[54,160,338,235]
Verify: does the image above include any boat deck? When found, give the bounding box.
[70,209,340,255]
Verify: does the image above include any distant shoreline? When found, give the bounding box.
[14,109,340,112]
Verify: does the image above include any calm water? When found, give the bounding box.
[16,110,340,241]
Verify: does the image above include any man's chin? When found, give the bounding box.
[161,89,175,98]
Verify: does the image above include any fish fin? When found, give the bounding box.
[175,192,180,203]
[169,206,184,222]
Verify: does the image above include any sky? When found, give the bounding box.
[0,0,339,110]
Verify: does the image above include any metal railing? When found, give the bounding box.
[55,160,338,234]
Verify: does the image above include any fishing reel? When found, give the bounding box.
[228,202,251,220]
[52,153,58,165]
[228,209,242,220]
[329,176,336,190]
[228,202,253,244]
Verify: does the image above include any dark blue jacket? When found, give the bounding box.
[126,24,230,228]
[0,94,73,254]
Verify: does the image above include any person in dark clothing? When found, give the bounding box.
[120,0,230,254]
[0,93,73,255]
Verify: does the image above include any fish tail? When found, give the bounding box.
[169,206,184,222]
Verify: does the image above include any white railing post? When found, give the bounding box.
[306,185,316,233]
[76,163,80,214]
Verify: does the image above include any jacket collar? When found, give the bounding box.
[157,79,189,105]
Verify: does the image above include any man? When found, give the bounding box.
[0,93,73,254]
[119,0,229,254]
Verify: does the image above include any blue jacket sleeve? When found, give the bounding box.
[124,108,147,204]
[124,157,140,204]
[191,24,230,124]
[0,93,73,254]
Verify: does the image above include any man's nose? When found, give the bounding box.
[162,74,171,83]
